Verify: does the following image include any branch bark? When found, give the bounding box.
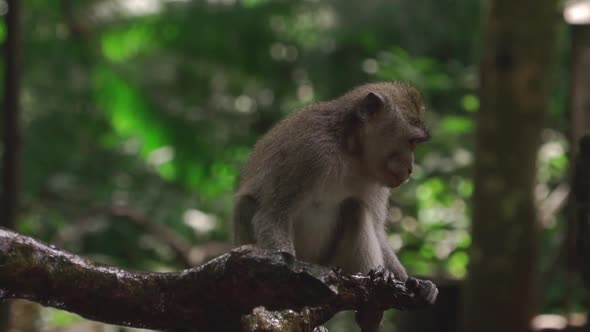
[0,228,429,331]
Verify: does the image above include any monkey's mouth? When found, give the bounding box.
[384,164,412,187]
[383,154,412,187]
[384,171,404,188]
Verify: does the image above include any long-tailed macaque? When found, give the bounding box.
[233,81,438,331]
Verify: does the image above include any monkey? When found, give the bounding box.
[232,81,438,332]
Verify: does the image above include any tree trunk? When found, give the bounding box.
[1,0,22,331]
[1,0,22,229]
[463,1,557,332]
[572,136,590,332]
[566,25,590,330]
[569,26,590,149]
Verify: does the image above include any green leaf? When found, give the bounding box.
[461,94,479,112]
[439,116,473,135]
[0,20,5,43]
[241,0,272,8]
[101,24,156,62]
[447,251,469,278]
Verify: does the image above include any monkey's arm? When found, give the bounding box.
[377,228,408,281]
[251,209,295,255]
[376,227,438,304]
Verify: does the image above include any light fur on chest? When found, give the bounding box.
[292,181,387,263]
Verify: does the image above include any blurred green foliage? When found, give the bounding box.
[0,0,577,329]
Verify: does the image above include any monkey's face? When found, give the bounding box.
[358,88,429,188]
[364,119,426,188]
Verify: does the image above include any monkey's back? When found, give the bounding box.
[232,101,352,246]
[237,102,346,201]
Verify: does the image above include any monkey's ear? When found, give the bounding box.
[361,91,385,117]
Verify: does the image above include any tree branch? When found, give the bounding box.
[0,228,429,331]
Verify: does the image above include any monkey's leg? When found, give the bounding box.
[352,237,404,332]
[355,310,383,332]
[326,198,384,272]
[251,209,295,255]
[327,198,386,332]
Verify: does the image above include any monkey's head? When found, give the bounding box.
[351,82,429,188]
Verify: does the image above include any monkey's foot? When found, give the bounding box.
[355,309,383,332]
[405,277,438,305]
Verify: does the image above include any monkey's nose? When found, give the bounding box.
[407,167,413,175]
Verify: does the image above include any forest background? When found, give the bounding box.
[0,0,588,331]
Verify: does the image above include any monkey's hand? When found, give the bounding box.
[367,266,398,285]
[405,276,438,305]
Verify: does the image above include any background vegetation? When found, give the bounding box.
[0,0,586,331]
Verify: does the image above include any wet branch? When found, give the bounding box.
[0,228,428,331]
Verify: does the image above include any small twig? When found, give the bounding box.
[53,205,233,267]
[110,205,196,266]
[111,205,234,267]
